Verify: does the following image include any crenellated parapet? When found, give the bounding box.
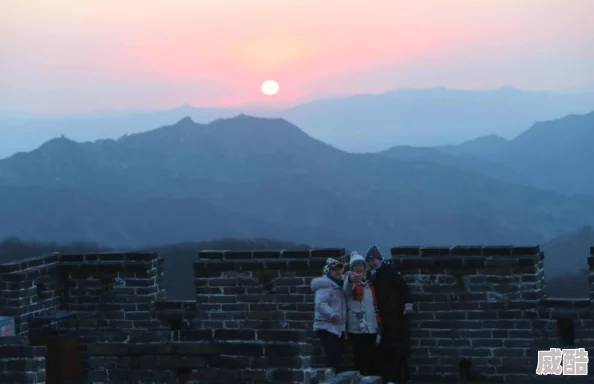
[0,245,592,383]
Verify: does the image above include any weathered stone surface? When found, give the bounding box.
[318,371,383,384]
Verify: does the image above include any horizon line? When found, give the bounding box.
[2,86,594,119]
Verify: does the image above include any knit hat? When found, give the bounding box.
[322,258,344,275]
[349,252,366,268]
[365,245,383,261]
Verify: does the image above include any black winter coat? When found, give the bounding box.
[368,260,414,356]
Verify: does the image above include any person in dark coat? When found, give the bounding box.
[366,245,414,384]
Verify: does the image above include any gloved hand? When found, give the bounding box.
[403,303,414,315]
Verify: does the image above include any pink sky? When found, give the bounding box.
[2,0,593,113]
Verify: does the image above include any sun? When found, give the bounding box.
[261,80,280,96]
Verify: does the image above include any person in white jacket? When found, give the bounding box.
[311,258,347,373]
[343,251,380,376]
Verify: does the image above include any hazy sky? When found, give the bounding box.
[2,0,593,114]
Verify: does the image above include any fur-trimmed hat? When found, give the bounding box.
[322,258,344,275]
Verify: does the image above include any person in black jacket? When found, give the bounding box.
[366,245,414,384]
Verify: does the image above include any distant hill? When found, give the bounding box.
[378,145,526,185]
[0,115,593,250]
[483,111,594,196]
[2,88,594,158]
[541,225,594,277]
[541,226,594,298]
[279,88,594,151]
[439,134,509,157]
[380,111,594,196]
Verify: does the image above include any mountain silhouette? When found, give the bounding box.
[379,111,594,196]
[2,88,594,159]
[1,114,594,251]
[446,111,594,195]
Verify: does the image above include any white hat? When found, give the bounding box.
[322,258,344,275]
[349,252,366,268]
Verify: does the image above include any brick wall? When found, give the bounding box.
[87,329,313,384]
[59,252,165,330]
[390,246,545,382]
[0,254,63,335]
[193,248,348,368]
[1,245,593,383]
[0,252,167,375]
[0,336,46,383]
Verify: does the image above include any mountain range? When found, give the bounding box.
[1,109,594,269]
[382,111,594,196]
[2,88,594,159]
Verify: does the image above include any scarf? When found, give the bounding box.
[352,279,381,328]
[326,273,343,287]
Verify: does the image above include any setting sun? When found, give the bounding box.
[261,80,280,96]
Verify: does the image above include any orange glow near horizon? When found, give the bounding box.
[1,0,593,113]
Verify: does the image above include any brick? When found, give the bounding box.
[391,247,421,256]
[177,355,207,368]
[214,329,256,341]
[223,251,253,260]
[281,250,311,258]
[264,343,311,357]
[252,251,282,259]
[0,346,46,357]
[220,342,265,356]
[178,330,213,341]
[175,342,221,355]
[87,343,130,355]
[0,337,27,346]
[257,330,307,343]
[4,358,40,371]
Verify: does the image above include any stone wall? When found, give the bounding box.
[0,254,63,335]
[0,252,167,376]
[87,329,313,384]
[0,336,46,384]
[0,245,593,383]
[59,252,165,330]
[193,248,348,368]
[392,246,544,381]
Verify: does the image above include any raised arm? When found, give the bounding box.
[343,272,354,296]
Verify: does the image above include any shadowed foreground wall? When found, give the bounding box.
[0,246,593,383]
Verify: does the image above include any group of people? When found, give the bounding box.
[310,245,413,384]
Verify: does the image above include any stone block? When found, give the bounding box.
[257,329,307,342]
[174,329,213,341]
[359,376,383,384]
[87,342,130,356]
[0,336,27,346]
[214,329,256,341]
[282,250,311,258]
[218,341,264,356]
[318,370,361,384]
[175,342,221,356]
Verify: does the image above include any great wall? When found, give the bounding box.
[0,246,593,384]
